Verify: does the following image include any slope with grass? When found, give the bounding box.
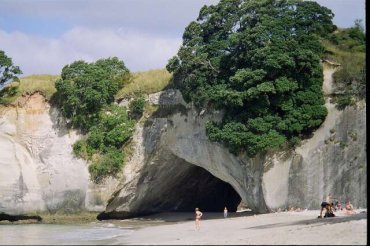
[116,69,172,99]
[0,74,59,105]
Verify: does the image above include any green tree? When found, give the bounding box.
[0,50,22,90]
[168,0,335,156]
[55,57,130,130]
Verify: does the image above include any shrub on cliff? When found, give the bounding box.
[129,95,146,119]
[167,0,335,156]
[56,57,135,183]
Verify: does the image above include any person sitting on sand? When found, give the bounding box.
[319,195,334,218]
[344,200,355,215]
[224,207,228,218]
[195,208,203,230]
[337,201,343,211]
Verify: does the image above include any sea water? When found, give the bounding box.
[0,223,132,245]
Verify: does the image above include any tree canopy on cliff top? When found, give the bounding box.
[167,0,336,156]
[55,57,130,130]
[55,57,135,183]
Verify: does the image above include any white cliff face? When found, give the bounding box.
[262,65,366,210]
[0,94,119,214]
[104,65,366,217]
[0,64,366,216]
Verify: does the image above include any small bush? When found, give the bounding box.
[129,96,145,118]
[73,140,88,159]
[335,95,354,110]
[330,128,336,134]
[88,149,124,183]
[288,136,301,148]
[339,141,347,149]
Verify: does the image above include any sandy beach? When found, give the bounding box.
[122,210,367,245]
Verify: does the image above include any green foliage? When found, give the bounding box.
[0,84,19,104]
[322,20,366,99]
[56,57,135,183]
[169,0,334,156]
[88,148,124,183]
[129,96,146,118]
[73,105,135,183]
[0,50,22,90]
[55,57,130,130]
[327,19,365,52]
[334,95,355,110]
[73,140,88,159]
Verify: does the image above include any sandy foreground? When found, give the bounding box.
[119,209,367,245]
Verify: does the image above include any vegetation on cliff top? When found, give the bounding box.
[0,74,59,104]
[54,58,135,182]
[0,50,22,90]
[167,0,340,156]
[321,20,366,109]
[116,69,172,99]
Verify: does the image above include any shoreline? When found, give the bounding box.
[0,211,99,225]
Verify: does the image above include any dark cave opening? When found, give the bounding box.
[98,158,243,220]
[139,162,242,213]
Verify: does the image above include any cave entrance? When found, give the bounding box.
[149,162,242,213]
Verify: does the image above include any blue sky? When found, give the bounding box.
[0,0,366,75]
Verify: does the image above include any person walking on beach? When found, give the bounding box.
[195,208,203,230]
[224,207,228,218]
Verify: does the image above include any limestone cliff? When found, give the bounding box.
[101,64,366,218]
[0,93,119,214]
[0,63,366,217]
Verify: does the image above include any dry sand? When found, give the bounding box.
[121,209,367,245]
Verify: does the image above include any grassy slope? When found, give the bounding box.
[0,74,59,104]
[116,69,172,99]
[0,69,172,105]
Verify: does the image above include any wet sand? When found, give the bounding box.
[121,209,367,245]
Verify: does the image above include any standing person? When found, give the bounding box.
[195,208,203,230]
[224,207,228,218]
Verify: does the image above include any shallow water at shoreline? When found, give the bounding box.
[0,223,134,245]
[0,212,249,245]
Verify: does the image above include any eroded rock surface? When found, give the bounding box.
[0,93,119,214]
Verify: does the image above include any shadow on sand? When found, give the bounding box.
[245,212,367,230]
